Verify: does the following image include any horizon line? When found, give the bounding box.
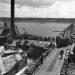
[0,17,75,19]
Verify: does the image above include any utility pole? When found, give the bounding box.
[11,0,15,38]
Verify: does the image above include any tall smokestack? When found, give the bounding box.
[11,0,15,38]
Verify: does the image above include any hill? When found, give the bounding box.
[0,17,75,23]
[59,23,75,43]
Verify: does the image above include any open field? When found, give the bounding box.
[0,21,70,37]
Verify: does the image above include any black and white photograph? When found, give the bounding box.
[0,0,75,75]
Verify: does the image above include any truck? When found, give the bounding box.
[56,36,71,48]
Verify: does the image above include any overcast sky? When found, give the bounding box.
[0,0,75,18]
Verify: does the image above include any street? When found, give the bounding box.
[34,48,62,75]
[34,44,75,75]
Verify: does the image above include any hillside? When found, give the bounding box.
[0,17,75,23]
[59,23,75,42]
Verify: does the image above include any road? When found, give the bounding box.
[34,44,75,75]
[34,48,64,75]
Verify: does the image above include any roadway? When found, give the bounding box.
[34,48,62,75]
[34,44,75,75]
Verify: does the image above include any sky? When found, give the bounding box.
[0,0,75,18]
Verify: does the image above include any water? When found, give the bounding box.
[15,22,70,37]
[0,21,70,37]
